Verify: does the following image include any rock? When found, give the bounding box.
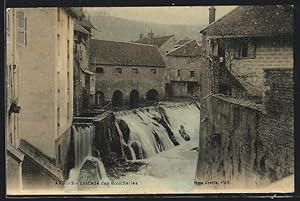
[179,125,191,141]
[78,159,102,190]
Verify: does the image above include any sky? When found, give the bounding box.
[86,6,237,25]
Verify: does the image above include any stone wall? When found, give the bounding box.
[90,65,166,103]
[256,68,294,181]
[196,68,294,187]
[206,36,293,92]
[196,95,264,188]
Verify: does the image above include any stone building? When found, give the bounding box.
[11,8,81,190]
[200,5,293,98]
[73,10,96,115]
[89,39,167,108]
[134,32,177,57]
[165,39,204,97]
[196,5,294,189]
[6,9,24,193]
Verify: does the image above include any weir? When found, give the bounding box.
[65,102,200,191]
[115,102,201,160]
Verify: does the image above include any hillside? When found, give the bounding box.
[89,15,206,42]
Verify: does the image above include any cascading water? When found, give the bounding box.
[65,124,108,192]
[115,102,200,160]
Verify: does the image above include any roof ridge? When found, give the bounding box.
[91,39,158,48]
[166,39,200,56]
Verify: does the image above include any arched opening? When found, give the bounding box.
[112,90,123,107]
[95,91,105,108]
[146,89,159,102]
[129,89,139,108]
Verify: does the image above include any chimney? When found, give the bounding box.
[147,30,154,44]
[209,6,216,24]
[139,33,144,39]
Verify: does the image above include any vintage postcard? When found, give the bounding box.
[5,5,294,195]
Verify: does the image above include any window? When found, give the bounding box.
[57,34,60,56]
[67,40,70,59]
[67,16,70,29]
[58,144,61,164]
[234,40,256,59]
[189,57,196,64]
[177,70,181,77]
[57,72,60,93]
[67,102,70,119]
[57,8,60,22]
[57,107,60,127]
[132,68,138,74]
[96,67,104,74]
[151,69,157,74]
[240,42,248,58]
[190,71,195,78]
[9,132,12,144]
[7,11,10,36]
[16,11,27,45]
[67,72,70,94]
[115,68,122,74]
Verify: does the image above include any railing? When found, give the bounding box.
[99,101,112,110]
[224,63,261,97]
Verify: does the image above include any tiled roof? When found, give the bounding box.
[201,5,293,37]
[74,22,90,35]
[89,39,167,68]
[134,35,175,48]
[166,39,203,57]
[78,16,96,29]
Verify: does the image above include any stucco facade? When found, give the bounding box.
[165,56,203,97]
[165,39,204,97]
[6,8,24,194]
[17,8,74,159]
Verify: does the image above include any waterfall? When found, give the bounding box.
[65,124,108,192]
[115,102,200,160]
[116,109,175,159]
[73,125,94,169]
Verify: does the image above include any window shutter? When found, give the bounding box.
[16,11,25,45]
[247,40,256,59]
[233,42,240,59]
[213,43,218,56]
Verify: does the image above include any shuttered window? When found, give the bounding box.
[233,39,255,59]
[247,40,256,59]
[16,11,27,45]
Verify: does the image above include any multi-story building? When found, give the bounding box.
[165,39,204,97]
[6,8,24,193]
[200,5,293,98]
[10,9,81,187]
[89,39,167,108]
[73,9,96,115]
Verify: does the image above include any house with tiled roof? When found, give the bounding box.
[164,39,205,97]
[201,5,293,98]
[134,32,177,57]
[89,39,167,108]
